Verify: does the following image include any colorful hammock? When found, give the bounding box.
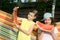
[0,10,17,40]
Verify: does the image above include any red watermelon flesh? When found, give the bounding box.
[37,21,53,30]
[13,9,20,27]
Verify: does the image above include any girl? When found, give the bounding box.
[13,7,38,40]
[36,13,58,40]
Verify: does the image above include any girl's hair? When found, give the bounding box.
[28,9,38,16]
[49,17,56,26]
[50,17,55,25]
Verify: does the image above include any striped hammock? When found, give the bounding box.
[0,10,17,40]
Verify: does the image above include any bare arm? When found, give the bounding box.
[51,32,58,40]
[38,32,44,40]
[13,7,24,21]
[15,24,35,35]
[51,27,58,40]
[17,17,24,21]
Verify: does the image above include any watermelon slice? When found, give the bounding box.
[36,21,53,30]
[13,11,20,25]
[13,7,20,27]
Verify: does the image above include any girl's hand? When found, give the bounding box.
[15,23,20,29]
[13,7,19,11]
[36,21,39,24]
[50,26,54,33]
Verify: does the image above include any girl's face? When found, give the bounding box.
[28,12,36,20]
[44,18,52,24]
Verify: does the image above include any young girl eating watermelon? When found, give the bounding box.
[13,7,38,40]
[36,13,58,40]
